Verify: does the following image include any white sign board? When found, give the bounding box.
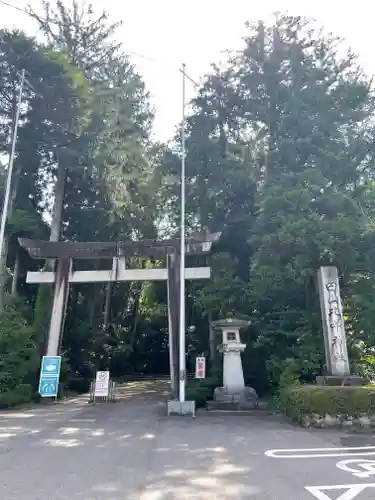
[95,371,110,397]
[195,357,206,379]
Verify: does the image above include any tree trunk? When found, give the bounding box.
[88,294,96,328]
[68,286,79,323]
[50,161,65,242]
[103,281,113,329]
[0,160,22,308]
[128,281,143,350]
[0,236,9,310]
[0,91,18,311]
[46,159,66,269]
[88,261,101,328]
[1,163,24,307]
[208,310,216,368]
[11,249,20,298]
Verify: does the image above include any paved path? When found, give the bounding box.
[1,381,375,499]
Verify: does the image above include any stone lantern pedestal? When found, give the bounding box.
[207,317,258,411]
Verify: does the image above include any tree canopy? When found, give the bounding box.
[1,6,375,405]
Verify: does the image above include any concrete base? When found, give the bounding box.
[206,400,259,411]
[167,400,196,417]
[208,385,259,411]
[316,375,366,386]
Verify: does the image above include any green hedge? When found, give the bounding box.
[0,305,39,408]
[281,385,375,422]
[0,384,33,409]
[186,376,220,408]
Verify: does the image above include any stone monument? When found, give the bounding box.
[207,317,259,410]
[316,266,364,386]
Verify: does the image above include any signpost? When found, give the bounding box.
[38,355,62,398]
[94,371,110,397]
[195,357,206,379]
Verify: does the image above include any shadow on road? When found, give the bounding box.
[0,379,343,499]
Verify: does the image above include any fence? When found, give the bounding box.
[89,380,117,403]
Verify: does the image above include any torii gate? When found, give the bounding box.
[19,233,219,398]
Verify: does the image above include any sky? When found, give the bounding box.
[1,0,375,142]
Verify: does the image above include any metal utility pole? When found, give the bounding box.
[0,69,25,310]
[179,63,187,403]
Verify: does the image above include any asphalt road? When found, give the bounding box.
[1,380,375,499]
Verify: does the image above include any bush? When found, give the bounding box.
[281,385,375,423]
[268,358,301,410]
[186,376,220,408]
[354,355,375,381]
[0,384,32,408]
[0,305,38,407]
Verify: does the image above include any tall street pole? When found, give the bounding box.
[179,63,187,403]
[0,71,25,255]
[0,69,25,310]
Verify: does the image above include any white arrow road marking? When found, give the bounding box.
[305,483,375,500]
[336,459,375,478]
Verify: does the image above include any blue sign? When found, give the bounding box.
[39,379,58,396]
[41,356,61,376]
[38,356,61,398]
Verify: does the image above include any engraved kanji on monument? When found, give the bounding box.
[317,266,350,378]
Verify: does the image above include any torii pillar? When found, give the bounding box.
[46,258,71,356]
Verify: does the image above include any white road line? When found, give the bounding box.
[265,446,375,459]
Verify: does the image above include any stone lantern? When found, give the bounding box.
[208,316,258,410]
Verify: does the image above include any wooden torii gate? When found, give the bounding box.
[19,233,220,398]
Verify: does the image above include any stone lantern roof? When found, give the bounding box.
[212,317,251,330]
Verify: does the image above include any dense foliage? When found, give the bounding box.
[1,4,375,406]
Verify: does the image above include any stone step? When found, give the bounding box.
[316,375,366,386]
[201,406,276,416]
[206,400,265,412]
